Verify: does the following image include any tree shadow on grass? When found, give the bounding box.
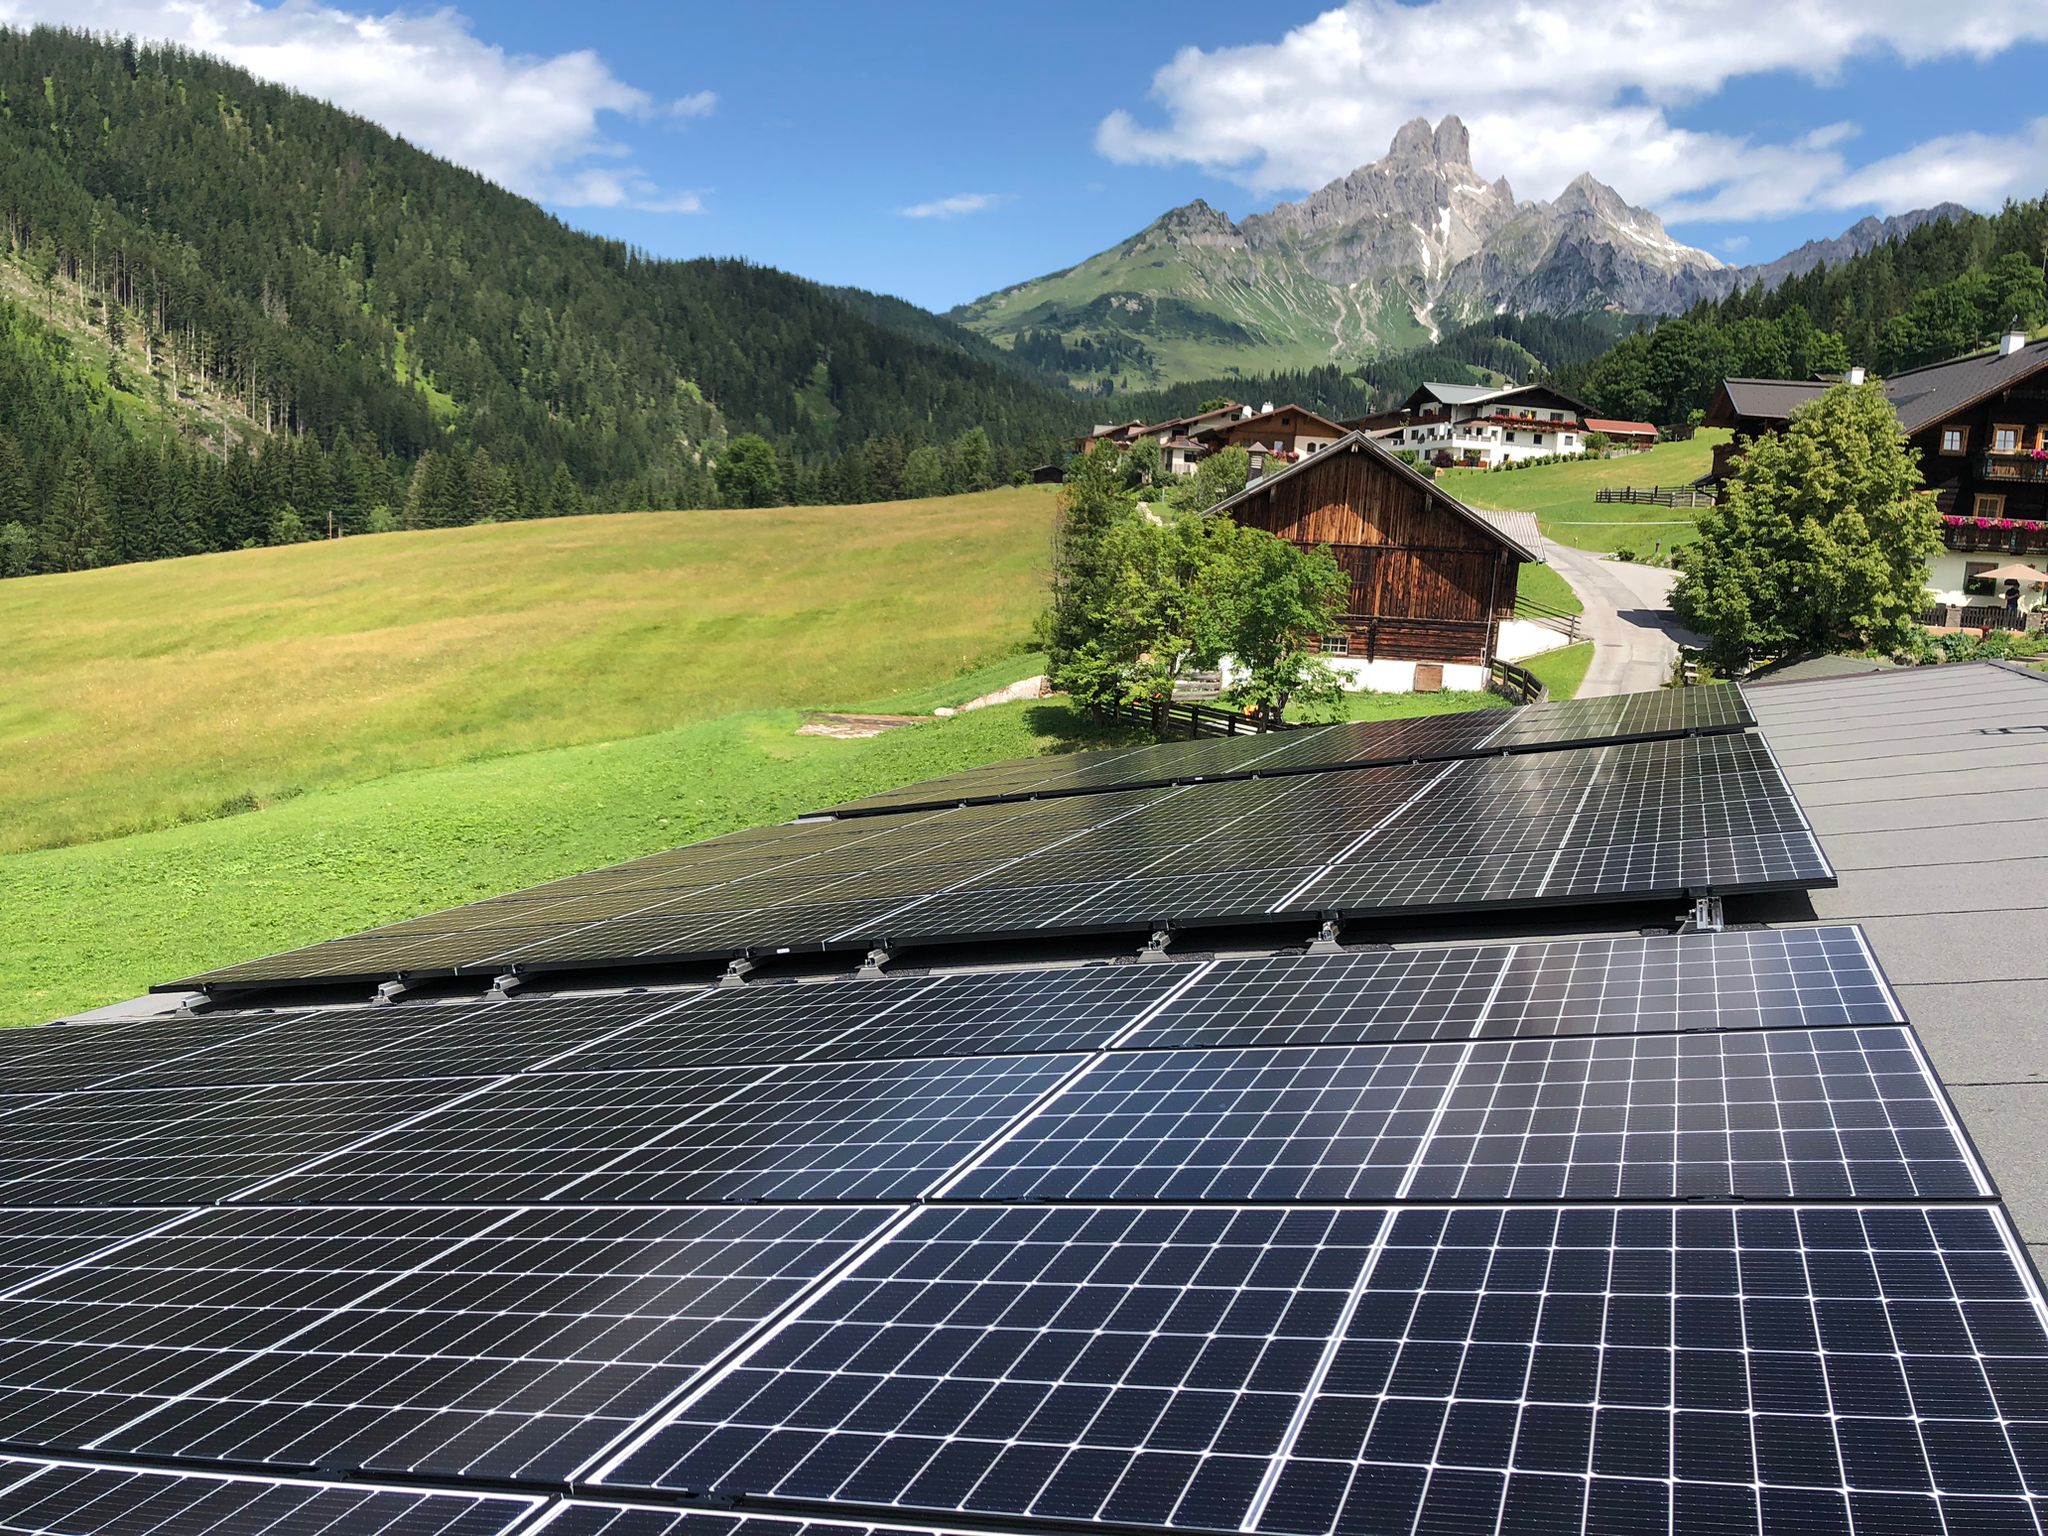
[1022,699,1151,754]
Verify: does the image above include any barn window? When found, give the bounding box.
[1320,633,1349,656]
[1939,425,1967,454]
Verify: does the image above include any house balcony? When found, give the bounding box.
[1942,515,2048,555]
[1980,453,2048,483]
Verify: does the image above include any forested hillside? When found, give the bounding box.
[0,25,1081,576]
[1567,199,2048,426]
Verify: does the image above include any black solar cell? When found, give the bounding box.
[0,1078,485,1207]
[0,1205,893,1482]
[258,1054,1085,1206]
[1127,928,1902,1052]
[1252,1203,2048,1536]
[600,1205,1389,1529]
[0,1458,542,1535]
[950,1026,1978,1205]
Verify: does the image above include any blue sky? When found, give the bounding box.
[11,1,2048,310]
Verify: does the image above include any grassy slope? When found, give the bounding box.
[0,698,1132,1030]
[0,488,1057,853]
[1524,642,1596,700]
[1515,561,1583,615]
[1447,432,1729,554]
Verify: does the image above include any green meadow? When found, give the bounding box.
[1448,430,1729,555]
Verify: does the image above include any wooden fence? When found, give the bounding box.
[1513,594,1582,641]
[1096,696,1297,738]
[1489,657,1548,705]
[1593,485,1717,508]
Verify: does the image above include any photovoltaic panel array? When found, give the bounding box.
[170,727,1826,997]
[23,664,2038,1536]
[819,684,1756,817]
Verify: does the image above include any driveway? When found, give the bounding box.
[1543,541,1705,697]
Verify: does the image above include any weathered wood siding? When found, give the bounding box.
[1228,445,1524,665]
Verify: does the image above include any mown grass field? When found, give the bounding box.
[0,696,1138,1030]
[1448,431,1729,555]
[0,488,1059,854]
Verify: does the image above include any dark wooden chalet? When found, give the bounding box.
[1205,430,1543,669]
[1705,330,2048,544]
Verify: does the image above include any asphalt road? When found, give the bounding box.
[1542,541,1705,697]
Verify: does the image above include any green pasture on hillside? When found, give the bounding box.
[1448,431,1729,554]
[0,488,1058,854]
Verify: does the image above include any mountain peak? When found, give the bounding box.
[1387,114,1472,170]
[1433,115,1472,169]
[1388,117,1437,164]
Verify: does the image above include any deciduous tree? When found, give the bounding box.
[1674,381,1937,669]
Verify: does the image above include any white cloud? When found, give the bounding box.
[0,0,714,211]
[899,192,1011,220]
[660,89,717,121]
[1098,0,2048,223]
[1823,117,2048,211]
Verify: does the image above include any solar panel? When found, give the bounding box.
[0,1457,543,1534]
[173,729,1823,998]
[0,1077,485,1207]
[0,1205,891,1483]
[258,1053,1085,1206]
[948,1026,1980,1205]
[599,1205,1389,1527]
[599,1201,2048,1534]
[820,687,1754,818]
[546,1506,986,1536]
[13,993,699,1095]
[556,964,1192,1074]
[1126,927,1903,1052]
[1253,1203,2048,1536]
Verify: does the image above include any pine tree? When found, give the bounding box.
[39,455,109,572]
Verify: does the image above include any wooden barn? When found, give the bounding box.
[1205,430,1544,692]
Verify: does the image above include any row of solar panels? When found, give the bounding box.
[174,725,1827,994]
[819,685,1755,816]
[6,927,2048,1535]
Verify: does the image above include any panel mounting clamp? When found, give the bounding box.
[484,970,525,1001]
[1678,895,1724,934]
[1136,925,1175,963]
[717,954,756,989]
[856,946,892,981]
[372,978,412,1008]
[1306,918,1345,955]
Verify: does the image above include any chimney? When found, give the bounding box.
[1261,401,1275,415]
[1846,365,1867,386]
[1246,447,1266,484]
[2002,317,2028,357]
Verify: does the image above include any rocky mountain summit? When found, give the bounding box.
[954,116,1952,387]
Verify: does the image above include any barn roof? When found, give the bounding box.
[1584,417,1658,436]
[1203,430,1547,563]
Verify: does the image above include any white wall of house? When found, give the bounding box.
[1220,654,1489,695]
[1494,618,1576,661]
[1390,420,1581,467]
[1927,551,2048,611]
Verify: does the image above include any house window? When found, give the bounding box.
[1993,424,2022,454]
[1505,432,1517,443]
[1974,493,2007,518]
[1321,633,1349,656]
[1939,424,1968,455]
[1965,560,2000,597]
